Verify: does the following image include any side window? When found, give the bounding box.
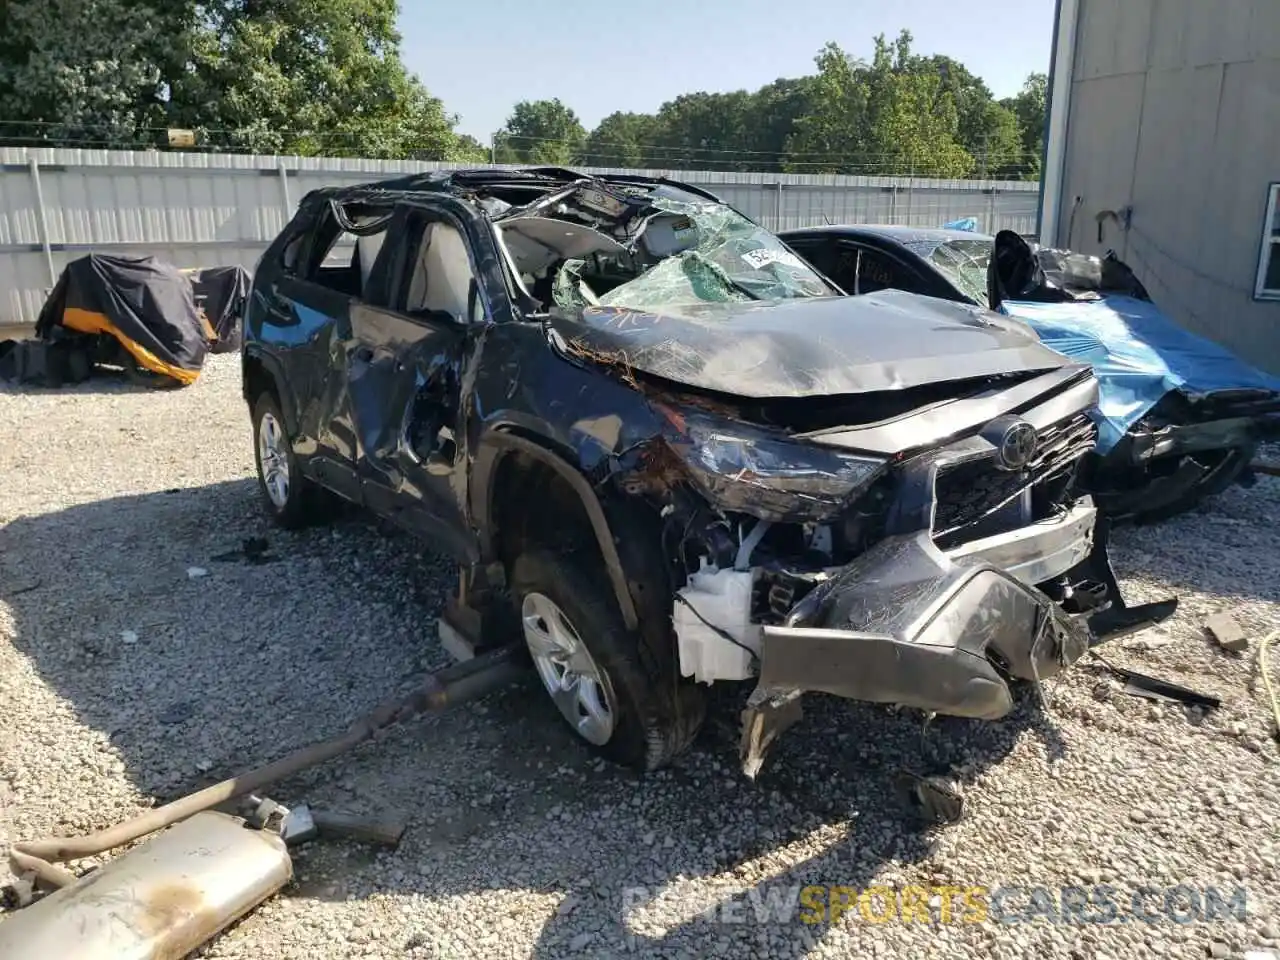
[828,244,861,293]
[297,202,393,303]
[786,241,842,287]
[783,240,857,294]
[396,214,484,324]
[1256,182,1280,300]
[854,247,919,295]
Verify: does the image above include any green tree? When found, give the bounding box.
[782,42,869,174]
[859,31,973,178]
[969,100,1023,178]
[0,0,467,159]
[582,111,660,167]
[450,133,490,163]
[1000,72,1048,179]
[743,77,816,172]
[176,0,459,158]
[650,91,755,170]
[0,0,183,144]
[493,99,586,165]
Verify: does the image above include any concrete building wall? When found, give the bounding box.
[1049,0,1280,370]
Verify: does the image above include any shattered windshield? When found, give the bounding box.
[911,238,993,308]
[494,182,836,315]
[597,198,835,310]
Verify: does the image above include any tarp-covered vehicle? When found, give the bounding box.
[0,254,215,388]
[780,225,1280,522]
[188,264,251,355]
[243,168,1175,778]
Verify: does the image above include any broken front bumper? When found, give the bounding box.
[739,526,1176,776]
[762,531,1092,721]
[946,498,1096,587]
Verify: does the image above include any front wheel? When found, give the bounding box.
[510,549,706,771]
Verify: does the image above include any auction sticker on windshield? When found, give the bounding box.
[741,248,807,270]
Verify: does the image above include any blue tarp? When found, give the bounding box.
[941,217,979,232]
[999,295,1280,453]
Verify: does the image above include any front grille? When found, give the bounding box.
[932,413,1097,549]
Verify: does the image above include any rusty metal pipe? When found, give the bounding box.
[9,645,527,890]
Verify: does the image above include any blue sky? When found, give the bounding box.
[399,0,1059,141]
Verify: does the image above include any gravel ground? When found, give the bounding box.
[1,354,1278,959]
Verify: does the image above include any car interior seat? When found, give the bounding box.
[407,223,477,322]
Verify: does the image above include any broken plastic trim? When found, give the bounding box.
[655,405,887,522]
[329,199,395,236]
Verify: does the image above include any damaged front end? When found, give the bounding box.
[605,371,1178,779]
[477,171,1178,778]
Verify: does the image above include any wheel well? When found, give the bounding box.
[490,451,600,571]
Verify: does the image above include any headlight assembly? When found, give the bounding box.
[659,407,887,522]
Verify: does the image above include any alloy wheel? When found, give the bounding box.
[257,410,290,510]
[521,591,617,745]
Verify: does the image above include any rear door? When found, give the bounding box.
[254,200,394,501]
[345,202,488,560]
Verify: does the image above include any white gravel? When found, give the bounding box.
[1,354,1278,959]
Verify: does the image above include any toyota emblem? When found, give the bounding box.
[981,416,1038,472]
[995,419,1038,471]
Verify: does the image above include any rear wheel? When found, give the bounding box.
[510,550,705,771]
[252,391,324,529]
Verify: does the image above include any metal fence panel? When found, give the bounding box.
[0,148,1041,326]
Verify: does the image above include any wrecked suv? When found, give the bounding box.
[242,167,1174,777]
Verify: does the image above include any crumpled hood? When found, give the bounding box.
[549,289,1073,398]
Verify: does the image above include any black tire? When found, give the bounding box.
[251,391,324,529]
[510,549,706,772]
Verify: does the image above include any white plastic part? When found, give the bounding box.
[734,519,771,571]
[673,564,761,684]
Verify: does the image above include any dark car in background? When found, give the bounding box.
[780,224,1280,523]
[241,169,1172,779]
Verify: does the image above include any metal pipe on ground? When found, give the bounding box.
[10,644,526,887]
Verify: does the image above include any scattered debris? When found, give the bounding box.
[311,809,408,847]
[280,805,317,846]
[1090,652,1221,709]
[1127,630,1175,652]
[895,770,964,825]
[119,630,138,645]
[1,578,42,598]
[1204,611,1249,653]
[0,874,34,910]
[211,536,276,565]
[1121,671,1220,709]
[157,701,196,725]
[186,566,209,579]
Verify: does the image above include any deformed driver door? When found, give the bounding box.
[346,202,483,561]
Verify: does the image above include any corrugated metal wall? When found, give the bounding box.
[1055,0,1280,371]
[0,148,1040,326]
